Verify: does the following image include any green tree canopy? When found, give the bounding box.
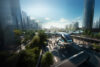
[17,47,40,67]
[24,30,35,41]
[14,29,22,36]
[13,29,23,45]
[26,35,40,49]
[41,52,54,67]
[38,30,47,46]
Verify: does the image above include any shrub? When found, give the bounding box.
[92,43,100,51]
[13,29,23,45]
[38,30,47,46]
[6,54,19,67]
[83,30,100,39]
[97,32,100,39]
[17,47,40,67]
[0,51,18,67]
[26,35,40,49]
[41,52,54,67]
[14,29,22,36]
[24,30,35,43]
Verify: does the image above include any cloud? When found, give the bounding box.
[42,22,61,29]
[72,16,82,27]
[35,20,40,23]
[30,17,36,20]
[42,18,71,29]
[59,18,70,23]
[42,17,83,29]
[45,17,50,20]
[76,16,81,20]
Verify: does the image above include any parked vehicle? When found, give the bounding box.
[61,33,73,43]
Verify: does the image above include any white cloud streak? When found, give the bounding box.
[42,17,82,29]
[42,18,71,29]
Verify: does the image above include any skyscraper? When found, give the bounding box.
[10,0,22,29]
[83,0,95,30]
[99,18,100,29]
[21,11,29,30]
[0,0,22,50]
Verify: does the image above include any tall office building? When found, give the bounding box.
[0,0,22,50]
[83,0,95,30]
[10,0,22,29]
[21,11,29,30]
[99,18,100,29]
[73,22,79,29]
[30,20,40,30]
[94,18,100,29]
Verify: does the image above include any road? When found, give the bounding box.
[47,36,81,64]
[46,35,100,67]
[16,44,25,53]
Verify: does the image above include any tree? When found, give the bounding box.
[17,47,40,67]
[13,29,23,45]
[26,35,40,49]
[92,43,100,51]
[41,52,54,67]
[24,30,35,43]
[97,32,100,39]
[0,51,19,67]
[38,30,47,47]
[14,30,22,36]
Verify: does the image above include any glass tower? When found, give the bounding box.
[83,0,95,30]
[0,0,22,50]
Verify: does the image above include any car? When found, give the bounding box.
[56,32,73,43]
[61,33,73,43]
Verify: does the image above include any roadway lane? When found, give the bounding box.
[47,36,81,64]
[48,35,100,67]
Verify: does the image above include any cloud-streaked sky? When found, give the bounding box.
[20,0,100,28]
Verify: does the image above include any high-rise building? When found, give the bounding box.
[83,0,95,30]
[21,11,29,30]
[21,11,41,30]
[93,18,100,29]
[99,18,100,29]
[29,19,41,30]
[73,22,79,29]
[10,0,22,29]
[0,0,22,50]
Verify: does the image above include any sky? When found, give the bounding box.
[20,0,100,29]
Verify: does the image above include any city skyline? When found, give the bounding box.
[0,1,100,67]
[20,0,100,28]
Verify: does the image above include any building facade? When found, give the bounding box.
[93,18,100,29]
[30,20,40,30]
[21,11,29,30]
[10,0,22,29]
[0,0,22,50]
[83,0,95,30]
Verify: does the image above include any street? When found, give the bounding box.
[46,35,81,63]
[45,34,100,67]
